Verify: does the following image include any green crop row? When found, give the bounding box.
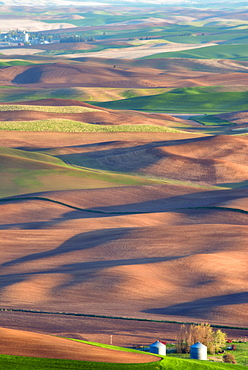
[0,119,186,133]
[0,105,101,113]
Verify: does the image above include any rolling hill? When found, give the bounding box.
[95,87,248,114]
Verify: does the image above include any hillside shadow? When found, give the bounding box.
[142,292,248,318]
[12,67,43,84]
[15,136,210,153]
[0,229,189,290]
[72,187,248,214]
[0,186,247,230]
[54,136,214,173]
[2,228,130,267]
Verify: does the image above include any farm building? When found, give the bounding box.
[149,341,166,355]
[190,342,207,360]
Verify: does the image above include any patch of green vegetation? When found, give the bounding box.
[0,146,161,197]
[0,105,100,113]
[122,90,143,99]
[94,87,248,114]
[191,115,234,126]
[0,87,81,103]
[0,86,170,103]
[0,353,246,369]
[217,180,248,189]
[0,119,187,133]
[142,44,248,61]
[0,60,34,67]
[48,44,134,56]
[97,22,248,43]
[229,127,248,134]
[73,337,248,367]
[230,342,248,366]
[0,86,20,89]
[42,12,152,28]
[0,146,69,166]
[37,46,105,56]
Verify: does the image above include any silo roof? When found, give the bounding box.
[191,342,207,348]
[150,341,165,348]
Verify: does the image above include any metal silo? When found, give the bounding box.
[149,341,166,355]
[190,342,207,360]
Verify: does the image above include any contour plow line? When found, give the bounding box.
[0,196,248,215]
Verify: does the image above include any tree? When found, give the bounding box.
[176,323,226,354]
[211,329,227,354]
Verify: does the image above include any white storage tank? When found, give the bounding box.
[149,341,166,355]
[190,342,207,360]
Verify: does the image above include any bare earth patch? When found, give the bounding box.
[0,19,76,32]
[0,327,159,363]
[61,42,217,59]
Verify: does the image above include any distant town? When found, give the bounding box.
[0,30,95,47]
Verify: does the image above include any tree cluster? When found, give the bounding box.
[176,323,227,354]
[59,35,95,43]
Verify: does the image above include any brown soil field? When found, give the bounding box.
[23,42,95,51]
[0,130,202,149]
[61,42,216,60]
[0,312,247,349]
[45,134,248,185]
[0,131,247,331]
[2,98,105,108]
[0,60,247,89]
[0,327,159,362]
[0,7,247,357]
[217,110,248,125]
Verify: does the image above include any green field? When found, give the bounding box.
[191,115,233,126]
[142,44,248,61]
[0,87,169,103]
[0,353,246,370]
[94,87,248,114]
[0,147,158,197]
[0,60,34,67]
[0,87,81,103]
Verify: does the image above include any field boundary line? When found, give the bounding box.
[0,196,248,215]
[0,307,247,331]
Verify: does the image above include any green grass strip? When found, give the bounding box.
[0,196,248,216]
[0,354,161,370]
[141,43,248,61]
[191,115,234,126]
[1,353,245,370]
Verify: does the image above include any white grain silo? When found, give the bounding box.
[23,32,29,43]
[190,342,207,360]
[149,341,166,355]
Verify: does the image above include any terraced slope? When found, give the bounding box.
[52,135,248,186]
